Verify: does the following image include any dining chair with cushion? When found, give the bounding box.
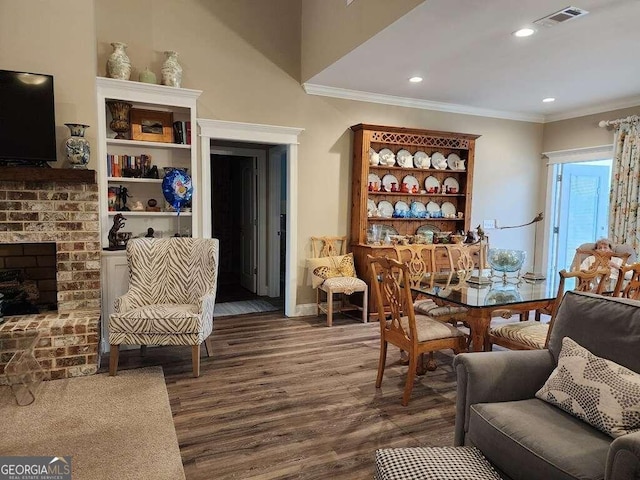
[613,262,640,299]
[308,236,368,326]
[109,237,219,378]
[368,255,467,406]
[488,267,609,351]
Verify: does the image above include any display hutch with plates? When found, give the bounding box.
[96,77,201,354]
[350,124,480,296]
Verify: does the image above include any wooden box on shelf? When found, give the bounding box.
[349,124,481,317]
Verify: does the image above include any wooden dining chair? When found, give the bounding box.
[613,262,640,299]
[488,268,610,351]
[368,255,467,406]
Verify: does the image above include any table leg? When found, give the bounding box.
[465,310,492,352]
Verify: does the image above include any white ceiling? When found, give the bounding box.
[305,0,640,122]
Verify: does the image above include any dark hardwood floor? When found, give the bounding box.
[106,312,459,479]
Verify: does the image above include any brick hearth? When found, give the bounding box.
[0,169,101,381]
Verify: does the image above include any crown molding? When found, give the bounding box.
[544,96,640,123]
[543,144,613,164]
[302,83,546,123]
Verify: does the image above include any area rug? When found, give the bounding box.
[214,299,279,317]
[0,366,185,480]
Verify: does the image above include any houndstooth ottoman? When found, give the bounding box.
[375,446,502,480]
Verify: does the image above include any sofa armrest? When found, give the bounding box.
[453,350,555,446]
[606,430,640,480]
[114,291,146,313]
[199,291,217,318]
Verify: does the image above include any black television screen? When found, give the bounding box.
[0,69,57,166]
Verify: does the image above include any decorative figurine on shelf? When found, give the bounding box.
[108,214,127,250]
[131,201,144,211]
[116,186,131,211]
[145,227,155,238]
[144,165,160,179]
[162,169,193,216]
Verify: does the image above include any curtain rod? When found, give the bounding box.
[599,115,640,128]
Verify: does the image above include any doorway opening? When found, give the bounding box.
[547,158,612,275]
[210,144,287,315]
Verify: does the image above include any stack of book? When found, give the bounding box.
[107,153,152,177]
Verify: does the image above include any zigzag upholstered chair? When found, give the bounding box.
[109,237,219,377]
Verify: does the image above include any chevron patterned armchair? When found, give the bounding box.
[109,237,219,377]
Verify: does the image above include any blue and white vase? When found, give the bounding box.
[65,123,90,169]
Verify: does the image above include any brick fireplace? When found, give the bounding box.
[0,168,101,381]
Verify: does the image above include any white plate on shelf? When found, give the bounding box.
[394,201,410,216]
[381,174,399,192]
[431,152,447,169]
[441,201,456,217]
[377,200,394,218]
[402,175,420,193]
[379,148,396,166]
[414,151,431,169]
[410,201,426,215]
[368,173,381,190]
[416,224,441,235]
[443,177,460,194]
[447,153,463,170]
[424,176,440,193]
[367,199,377,216]
[426,201,441,214]
[396,149,413,168]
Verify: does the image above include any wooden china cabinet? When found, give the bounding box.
[349,124,481,307]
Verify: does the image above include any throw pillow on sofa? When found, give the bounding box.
[536,336,640,438]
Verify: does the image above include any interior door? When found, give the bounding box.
[555,163,610,271]
[240,158,257,292]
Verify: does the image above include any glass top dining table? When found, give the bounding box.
[410,270,609,351]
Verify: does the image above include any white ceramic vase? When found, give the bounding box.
[64,123,90,169]
[161,51,182,87]
[106,42,131,80]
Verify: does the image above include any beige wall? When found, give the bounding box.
[301,0,424,82]
[543,105,640,153]
[0,0,97,168]
[8,0,545,309]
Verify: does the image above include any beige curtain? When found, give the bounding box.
[609,116,640,250]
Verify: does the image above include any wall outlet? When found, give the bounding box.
[483,219,496,230]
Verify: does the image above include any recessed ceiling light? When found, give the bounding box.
[409,76,423,83]
[513,28,535,37]
[542,97,556,103]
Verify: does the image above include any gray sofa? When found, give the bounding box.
[454,291,640,480]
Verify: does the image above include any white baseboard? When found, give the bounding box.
[294,303,318,317]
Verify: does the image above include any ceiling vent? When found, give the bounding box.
[533,6,589,28]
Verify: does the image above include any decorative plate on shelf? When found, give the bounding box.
[377,200,394,218]
[381,174,399,192]
[426,201,441,214]
[431,152,447,169]
[396,149,413,168]
[443,177,460,194]
[447,153,465,170]
[424,176,440,193]
[393,201,410,217]
[416,224,442,235]
[379,148,396,166]
[368,173,381,190]
[414,151,431,169]
[410,201,427,217]
[402,175,420,193]
[367,199,377,216]
[441,201,456,217]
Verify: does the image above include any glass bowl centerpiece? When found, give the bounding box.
[487,248,526,282]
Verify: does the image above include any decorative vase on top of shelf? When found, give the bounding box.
[64,123,90,169]
[161,51,182,88]
[106,101,132,139]
[106,42,131,80]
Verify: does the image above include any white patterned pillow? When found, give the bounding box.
[536,337,640,438]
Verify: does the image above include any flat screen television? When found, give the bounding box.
[0,69,57,166]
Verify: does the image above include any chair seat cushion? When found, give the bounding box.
[110,304,203,334]
[414,299,468,317]
[489,320,548,349]
[399,314,465,342]
[375,446,501,480]
[468,398,611,480]
[320,276,367,295]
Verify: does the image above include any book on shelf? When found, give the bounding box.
[107,153,152,177]
[172,121,191,145]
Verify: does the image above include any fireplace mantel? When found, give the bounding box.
[1,167,96,184]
